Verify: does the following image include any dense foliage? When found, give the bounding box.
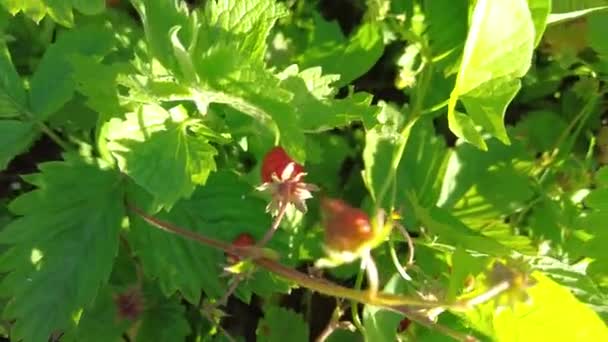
[1,0,608,341]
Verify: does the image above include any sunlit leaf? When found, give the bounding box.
[463,273,608,341]
[106,104,217,209]
[0,157,124,342]
[448,0,535,149]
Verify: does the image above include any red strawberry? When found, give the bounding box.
[227,233,256,263]
[260,147,304,183]
[320,198,373,252]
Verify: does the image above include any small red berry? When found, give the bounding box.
[320,198,373,252]
[260,147,304,183]
[397,318,411,332]
[115,288,144,321]
[227,233,256,263]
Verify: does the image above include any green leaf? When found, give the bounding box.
[0,157,124,342]
[448,0,535,149]
[423,0,468,60]
[362,103,408,207]
[448,248,489,300]
[326,329,361,342]
[585,188,608,210]
[1,0,105,26]
[62,288,130,342]
[0,120,37,170]
[127,171,276,303]
[70,55,124,117]
[410,195,513,256]
[588,12,608,56]
[454,164,534,216]
[131,0,193,75]
[299,19,384,87]
[0,0,48,23]
[201,0,289,63]
[133,0,308,161]
[527,0,552,46]
[534,257,608,319]
[438,138,532,209]
[136,286,190,342]
[511,110,568,152]
[596,166,608,187]
[548,0,608,24]
[71,0,105,16]
[305,133,355,194]
[43,0,74,26]
[0,6,7,29]
[257,306,309,342]
[463,273,608,341]
[236,270,293,303]
[279,65,380,131]
[0,42,26,118]
[363,109,448,213]
[107,104,217,210]
[363,274,406,341]
[29,24,115,120]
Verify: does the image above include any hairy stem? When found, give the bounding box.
[128,203,462,309]
[258,200,289,247]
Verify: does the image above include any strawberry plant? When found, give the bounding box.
[2,0,608,341]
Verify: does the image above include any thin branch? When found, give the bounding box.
[389,240,412,282]
[258,200,289,247]
[127,203,463,310]
[350,269,366,334]
[214,201,290,307]
[362,251,379,299]
[394,222,415,266]
[315,303,354,342]
[217,274,244,306]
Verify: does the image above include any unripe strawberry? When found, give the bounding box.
[320,198,373,252]
[227,233,255,263]
[260,146,304,183]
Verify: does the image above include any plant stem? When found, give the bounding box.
[8,93,72,151]
[350,269,366,334]
[315,303,348,342]
[258,201,289,247]
[128,203,461,309]
[389,240,412,281]
[362,251,379,298]
[213,200,290,307]
[35,121,71,151]
[217,274,243,306]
